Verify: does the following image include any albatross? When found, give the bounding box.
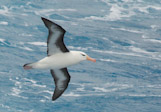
[23,17,96,101]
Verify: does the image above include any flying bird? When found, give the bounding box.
[23,17,96,101]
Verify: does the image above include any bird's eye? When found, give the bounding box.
[81,54,86,56]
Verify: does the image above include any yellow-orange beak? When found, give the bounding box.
[86,56,96,62]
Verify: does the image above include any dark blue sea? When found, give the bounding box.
[0,0,161,112]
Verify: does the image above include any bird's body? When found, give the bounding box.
[30,51,85,69]
[23,17,96,101]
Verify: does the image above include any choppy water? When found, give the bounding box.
[0,0,161,112]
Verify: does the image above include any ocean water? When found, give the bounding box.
[0,0,161,112]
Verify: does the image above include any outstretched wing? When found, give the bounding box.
[41,17,69,56]
[50,68,70,101]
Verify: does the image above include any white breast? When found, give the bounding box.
[32,51,81,69]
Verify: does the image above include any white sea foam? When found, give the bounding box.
[142,35,148,39]
[0,38,5,43]
[105,83,133,88]
[24,22,29,27]
[24,78,37,84]
[93,84,131,93]
[0,104,10,109]
[92,49,142,57]
[43,95,50,100]
[111,27,142,34]
[134,5,149,13]
[145,39,161,44]
[76,87,85,91]
[129,46,161,60]
[129,46,152,54]
[40,99,46,103]
[28,42,47,46]
[134,5,161,14]
[0,38,10,46]
[0,6,10,16]
[63,92,81,97]
[85,0,161,22]
[0,21,8,25]
[100,59,117,62]
[108,4,135,21]
[19,46,33,51]
[10,87,28,99]
[93,87,109,92]
[150,25,158,29]
[147,84,161,88]
[41,90,53,95]
[19,33,32,37]
[11,87,21,95]
[32,83,46,88]
[15,81,22,89]
[24,47,33,51]
[126,94,161,97]
[81,2,135,21]
[71,22,78,26]
[68,46,88,51]
[26,2,32,5]
[147,5,161,10]
[21,13,28,16]
[93,49,161,61]
[34,8,77,16]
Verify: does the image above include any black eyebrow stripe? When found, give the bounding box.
[81,53,85,56]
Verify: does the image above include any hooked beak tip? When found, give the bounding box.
[86,56,96,62]
[93,59,96,62]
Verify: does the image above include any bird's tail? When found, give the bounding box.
[23,63,33,70]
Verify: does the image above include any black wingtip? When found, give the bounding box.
[41,17,53,28]
[41,17,66,32]
[52,96,58,101]
[51,89,66,101]
[41,17,44,20]
[41,17,50,22]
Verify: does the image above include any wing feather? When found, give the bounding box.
[41,17,69,56]
[50,68,70,101]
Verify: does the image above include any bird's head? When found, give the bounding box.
[77,51,96,62]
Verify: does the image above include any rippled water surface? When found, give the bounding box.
[0,0,161,112]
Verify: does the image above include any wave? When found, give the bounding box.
[129,46,161,60]
[32,83,46,88]
[0,104,10,109]
[144,39,161,44]
[145,5,161,11]
[125,94,161,97]
[100,59,117,62]
[81,2,135,21]
[10,87,28,99]
[68,46,90,51]
[63,92,104,97]
[93,83,132,93]
[92,49,143,57]
[40,90,53,95]
[92,48,161,61]
[19,33,33,37]
[129,46,152,54]
[63,92,81,97]
[34,8,77,16]
[0,6,10,16]
[0,38,10,46]
[19,46,33,51]
[23,78,37,84]
[0,21,8,25]
[0,38,5,43]
[81,0,161,21]
[27,42,47,46]
[111,27,142,34]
